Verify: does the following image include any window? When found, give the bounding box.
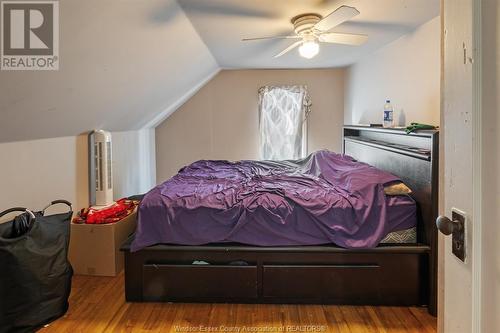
[258,85,311,160]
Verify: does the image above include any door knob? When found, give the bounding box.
[436,210,466,262]
[436,215,463,235]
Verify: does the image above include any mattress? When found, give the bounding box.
[131,151,418,252]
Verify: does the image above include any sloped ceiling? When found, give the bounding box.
[178,0,440,69]
[0,0,219,143]
[0,0,439,143]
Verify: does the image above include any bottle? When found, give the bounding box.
[383,100,394,128]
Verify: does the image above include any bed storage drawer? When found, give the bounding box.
[262,261,421,304]
[142,264,258,301]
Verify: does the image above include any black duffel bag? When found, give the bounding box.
[0,200,73,333]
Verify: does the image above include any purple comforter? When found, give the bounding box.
[131,150,416,251]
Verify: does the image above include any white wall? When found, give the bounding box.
[0,136,88,215]
[344,16,441,126]
[481,0,500,331]
[0,129,155,215]
[155,69,345,182]
[112,129,156,198]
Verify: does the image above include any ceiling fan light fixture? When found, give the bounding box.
[299,41,319,59]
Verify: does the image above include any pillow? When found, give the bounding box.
[384,182,412,196]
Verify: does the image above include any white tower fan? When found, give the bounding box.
[88,130,114,207]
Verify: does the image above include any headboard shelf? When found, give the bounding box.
[343,125,438,137]
[343,125,438,153]
[342,125,439,244]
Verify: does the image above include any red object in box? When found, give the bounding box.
[73,198,139,224]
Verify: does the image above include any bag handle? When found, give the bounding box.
[42,199,73,214]
[0,207,35,219]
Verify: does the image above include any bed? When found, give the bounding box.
[121,126,439,315]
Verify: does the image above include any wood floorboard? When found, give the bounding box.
[41,272,436,333]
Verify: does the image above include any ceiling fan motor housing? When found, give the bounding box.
[291,14,322,35]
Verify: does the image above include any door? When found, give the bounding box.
[440,0,480,332]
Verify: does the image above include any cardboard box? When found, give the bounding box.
[69,211,137,276]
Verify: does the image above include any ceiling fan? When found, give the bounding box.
[242,6,368,59]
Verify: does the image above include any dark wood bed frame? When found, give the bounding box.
[121,125,439,316]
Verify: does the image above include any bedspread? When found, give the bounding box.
[131,150,416,251]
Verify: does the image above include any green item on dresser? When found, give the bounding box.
[405,122,437,134]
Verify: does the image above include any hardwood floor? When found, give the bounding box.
[41,273,436,333]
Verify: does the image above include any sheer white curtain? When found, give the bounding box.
[259,85,311,160]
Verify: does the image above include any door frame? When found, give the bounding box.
[439,0,483,332]
[471,0,482,332]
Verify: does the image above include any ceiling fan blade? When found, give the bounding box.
[318,32,368,45]
[274,41,302,58]
[314,6,360,32]
[242,36,300,42]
